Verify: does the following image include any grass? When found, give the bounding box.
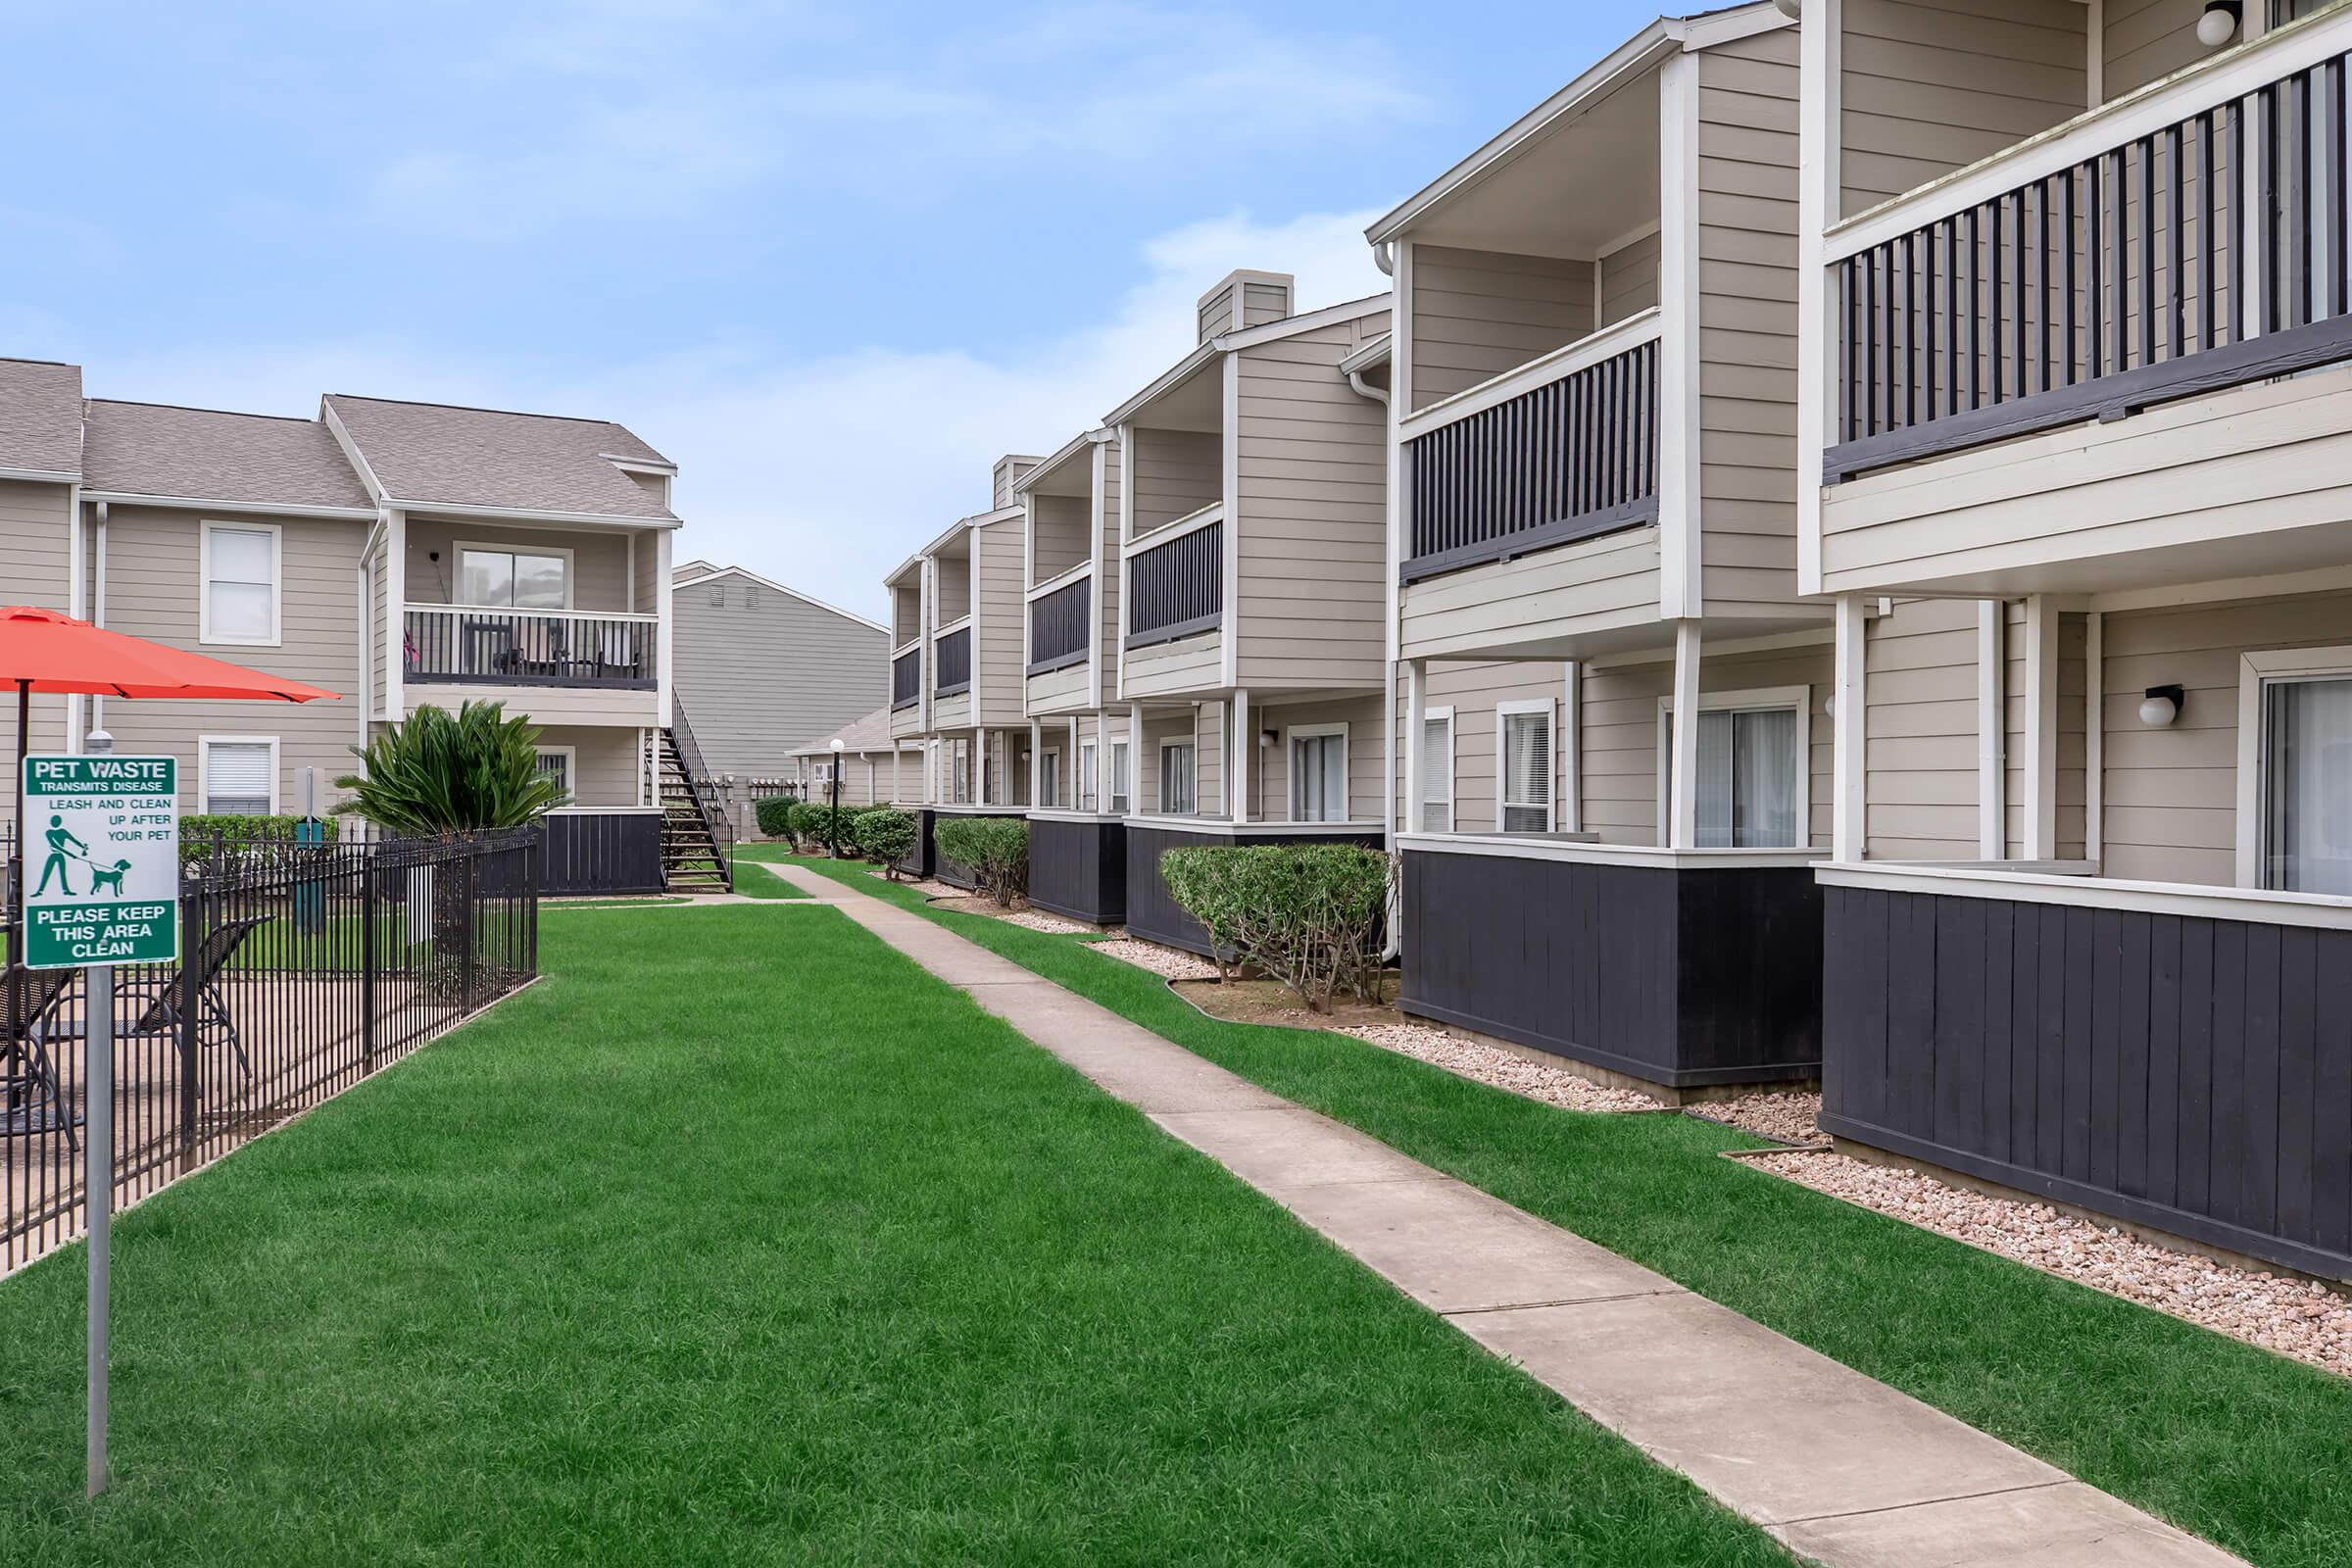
[542,896,691,910]
[785,855,2352,1568]
[725,857,808,899]
[0,902,1789,1567]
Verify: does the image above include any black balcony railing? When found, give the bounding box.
[1126,520,1222,647]
[1027,576,1092,674]
[403,607,656,688]
[1828,34,2352,480]
[1401,335,1659,584]
[935,625,972,696]
[892,647,921,710]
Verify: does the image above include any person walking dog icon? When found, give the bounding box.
[33,813,87,898]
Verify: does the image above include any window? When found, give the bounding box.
[1040,749,1062,808]
[201,522,280,646]
[200,737,276,815]
[1078,739,1099,810]
[2251,658,2352,893]
[1658,688,1806,849]
[1421,709,1454,832]
[950,739,972,805]
[1289,724,1348,823]
[1159,741,1197,814]
[459,545,570,611]
[1109,740,1131,813]
[534,746,575,801]
[1498,701,1554,833]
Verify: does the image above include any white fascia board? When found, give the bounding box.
[0,465,79,484]
[1102,342,1220,428]
[389,499,681,529]
[669,564,889,633]
[1012,429,1103,495]
[1679,4,1794,53]
[79,490,377,521]
[1210,292,1395,351]
[1338,333,1394,376]
[318,398,388,504]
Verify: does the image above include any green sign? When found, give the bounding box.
[20,755,180,970]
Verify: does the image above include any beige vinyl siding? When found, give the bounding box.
[1818,365,2352,596]
[1581,643,1835,847]
[1697,26,1804,615]
[890,582,921,647]
[933,554,972,622]
[1242,281,1293,329]
[1863,598,1981,858]
[1137,704,1224,813]
[1128,428,1221,536]
[625,471,668,511]
[1398,662,1570,835]
[1407,244,1595,412]
[1838,0,2087,219]
[1199,282,1237,343]
[933,691,971,730]
[1097,436,1124,704]
[975,523,1025,721]
[401,518,635,612]
[670,572,889,781]
[1598,229,1661,326]
[1030,493,1089,581]
[1123,628,1223,699]
[1026,659,1090,714]
[992,457,1038,512]
[1398,527,1661,662]
[367,526,390,720]
[2104,0,2206,98]
[405,680,657,727]
[0,479,72,781]
[1232,316,1391,690]
[1250,695,1385,822]
[536,726,640,808]
[92,505,368,817]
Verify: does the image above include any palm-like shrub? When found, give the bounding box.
[336,700,566,835]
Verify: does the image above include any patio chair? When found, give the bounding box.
[2,963,81,1150]
[118,915,270,1079]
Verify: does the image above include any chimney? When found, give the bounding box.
[992,454,1042,511]
[1196,270,1296,343]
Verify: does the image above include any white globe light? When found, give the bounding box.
[2196,3,2239,48]
[2139,694,2179,727]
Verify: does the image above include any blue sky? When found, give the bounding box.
[5,1,1664,620]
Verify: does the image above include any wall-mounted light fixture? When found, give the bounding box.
[1259,729,1277,750]
[2197,1,2242,49]
[2139,684,2185,727]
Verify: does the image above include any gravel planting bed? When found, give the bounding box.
[1093,939,1220,982]
[1751,1150,2352,1377]
[1339,1022,1665,1114]
[1688,1091,1824,1147]
[997,909,1098,935]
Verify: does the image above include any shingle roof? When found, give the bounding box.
[324,394,677,520]
[788,705,901,758]
[0,358,85,477]
[82,400,373,512]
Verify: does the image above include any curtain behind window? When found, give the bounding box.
[1422,714,1453,832]
[1502,711,1551,832]
[2267,677,2352,893]
[1291,734,1346,822]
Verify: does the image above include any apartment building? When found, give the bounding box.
[1103,270,1396,953]
[669,559,892,835]
[0,356,726,895]
[1792,0,2352,1278]
[781,705,918,812]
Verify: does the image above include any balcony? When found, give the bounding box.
[1399,312,1662,584]
[402,606,656,689]
[1026,569,1091,675]
[1125,507,1222,648]
[891,644,921,710]
[1824,16,2352,485]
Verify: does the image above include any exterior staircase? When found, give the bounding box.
[650,704,733,894]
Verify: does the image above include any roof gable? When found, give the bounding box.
[323,394,677,520]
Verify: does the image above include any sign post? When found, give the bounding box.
[20,739,178,1498]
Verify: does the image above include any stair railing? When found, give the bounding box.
[666,697,736,891]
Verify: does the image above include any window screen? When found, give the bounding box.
[1422,714,1453,832]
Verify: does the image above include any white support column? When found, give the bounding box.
[976,728,991,806]
[1833,595,1869,861]
[1978,601,2006,859]
[1028,719,1043,808]
[1667,620,1701,850]
[1094,712,1109,810]
[2085,610,2104,866]
[2023,595,2060,860]
[1068,716,1080,808]
[1796,0,1840,598]
[1229,688,1251,822]
[1127,704,1143,816]
[1403,661,1428,834]
[655,527,674,729]
[1562,662,1583,834]
[1656,52,1705,621]
[383,508,406,721]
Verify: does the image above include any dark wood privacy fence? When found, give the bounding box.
[540,811,663,895]
[1820,877,2352,1281]
[402,606,656,688]
[1027,815,1126,924]
[934,625,971,695]
[1828,28,2352,480]
[1027,575,1092,674]
[1126,518,1222,647]
[892,647,921,710]
[1401,330,1660,584]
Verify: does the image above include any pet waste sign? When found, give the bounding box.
[20,755,179,969]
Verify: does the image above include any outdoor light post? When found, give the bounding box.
[828,738,845,857]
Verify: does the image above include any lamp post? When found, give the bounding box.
[828,738,845,858]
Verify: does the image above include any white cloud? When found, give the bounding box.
[89,207,1391,624]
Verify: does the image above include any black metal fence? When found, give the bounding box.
[3,824,538,1274]
[1126,519,1222,647]
[1027,575,1092,673]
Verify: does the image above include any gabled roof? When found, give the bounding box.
[787,704,907,758]
[82,400,374,514]
[322,393,678,521]
[0,358,84,479]
[670,562,889,634]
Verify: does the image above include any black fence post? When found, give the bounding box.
[460,846,476,1007]
[175,861,206,1171]
[360,845,377,1075]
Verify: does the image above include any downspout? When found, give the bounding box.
[1371,240,1396,276]
[1340,357,1398,956]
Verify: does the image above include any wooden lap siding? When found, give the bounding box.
[1027,816,1126,924]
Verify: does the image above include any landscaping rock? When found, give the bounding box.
[1340,1022,1664,1114]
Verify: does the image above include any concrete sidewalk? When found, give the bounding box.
[776,862,2245,1568]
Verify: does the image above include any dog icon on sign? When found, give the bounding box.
[87,858,131,898]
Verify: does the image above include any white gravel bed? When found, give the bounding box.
[996,909,1098,935]
[1688,1091,1824,1147]
[1338,1022,1665,1113]
[1093,939,1221,981]
[899,877,964,900]
[1750,1151,2352,1377]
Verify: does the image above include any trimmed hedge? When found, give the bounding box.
[851,808,917,875]
[934,816,1028,907]
[754,795,798,838]
[790,802,852,853]
[178,812,340,865]
[1160,843,1393,1012]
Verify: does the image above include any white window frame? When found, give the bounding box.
[1286,721,1350,823]
[455,539,577,611]
[1109,739,1132,813]
[534,744,578,801]
[199,519,283,647]
[1654,684,1811,848]
[1495,698,1557,834]
[1157,737,1198,815]
[1041,746,1062,808]
[197,734,280,815]
[1421,706,1455,832]
[2236,646,2352,889]
[1077,738,1100,811]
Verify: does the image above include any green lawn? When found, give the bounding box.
[725,856,808,898]
[785,856,2352,1568]
[0,903,1788,1566]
